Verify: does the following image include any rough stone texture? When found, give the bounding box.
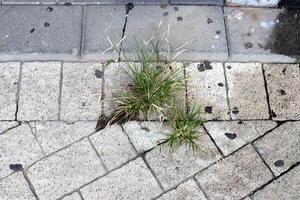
[157,179,206,200]
[226,0,280,7]
[171,0,223,5]
[0,124,44,179]
[0,62,19,120]
[83,6,125,60]
[196,145,273,200]
[33,121,96,154]
[81,158,162,200]
[186,62,229,120]
[61,62,102,122]
[264,64,300,120]
[124,6,227,61]
[62,192,82,200]
[0,121,19,134]
[204,120,277,156]
[253,122,300,176]
[18,62,60,120]
[27,139,106,200]
[225,63,269,119]
[225,7,294,63]
[89,124,137,170]
[57,0,169,5]
[0,172,36,200]
[145,130,220,190]
[0,6,81,60]
[122,121,171,153]
[253,165,300,200]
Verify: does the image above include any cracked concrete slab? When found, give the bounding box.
[0,121,19,134]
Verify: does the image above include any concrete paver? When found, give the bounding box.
[264,64,300,120]
[196,145,273,200]
[254,122,300,176]
[81,158,162,200]
[27,139,106,200]
[0,62,19,120]
[0,121,19,134]
[18,62,60,120]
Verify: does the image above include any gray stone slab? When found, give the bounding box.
[0,121,19,134]
[27,139,106,200]
[186,62,229,120]
[124,6,228,61]
[0,6,81,60]
[171,0,223,5]
[0,124,44,179]
[83,6,125,60]
[122,121,171,153]
[62,192,82,200]
[145,130,220,190]
[157,179,206,200]
[253,165,300,200]
[33,121,95,154]
[2,0,40,4]
[18,62,60,120]
[225,7,295,63]
[253,122,300,176]
[204,120,277,156]
[196,145,273,200]
[89,124,137,170]
[264,64,300,120]
[81,158,162,199]
[0,62,19,120]
[58,0,169,5]
[225,63,269,119]
[226,0,279,7]
[61,62,102,122]
[0,172,36,200]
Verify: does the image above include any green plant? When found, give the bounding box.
[109,41,185,124]
[163,105,206,151]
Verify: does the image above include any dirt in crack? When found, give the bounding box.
[265,8,300,57]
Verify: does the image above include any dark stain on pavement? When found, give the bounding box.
[9,164,23,172]
[225,132,237,140]
[274,159,284,167]
[95,69,103,78]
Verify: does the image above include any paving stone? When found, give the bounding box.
[204,120,277,156]
[226,0,279,7]
[186,62,229,120]
[0,124,44,179]
[2,0,41,4]
[61,62,102,122]
[62,192,82,200]
[0,62,19,120]
[225,63,269,119]
[81,158,162,200]
[253,122,300,176]
[58,0,169,5]
[0,172,36,200]
[196,145,273,200]
[157,179,206,200]
[171,0,223,5]
[90,124,137,170]
[264,64,300,120]
[145,130,220,190]
[124,6,227,61]
[33,121,95,154]
[123,121,171,153]
[0,6,81,60]
[225,7,295,62]
[252,165,300,200]
[27,139,105,200]
[0,121,19,135]
[83,6,125,60]
[18,62,60,120]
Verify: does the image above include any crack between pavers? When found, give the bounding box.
[251,143,276,178]
[222,6,231,60]
[77,190,85,200]
[15,62,23,121]
[261,64,273,120]
[0,121,21,135]
[58,62,63,120]
[100,62,106,117]
[87,137,109,172]
[79,5,86,57]
[183,62,189,114]
[202,125,225,157]
[246,162,300,199]
[120,124,139,154]
[27,122,47,156]
[193,177,212,200]
[222,63,233,120]
[22,170,40,200]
